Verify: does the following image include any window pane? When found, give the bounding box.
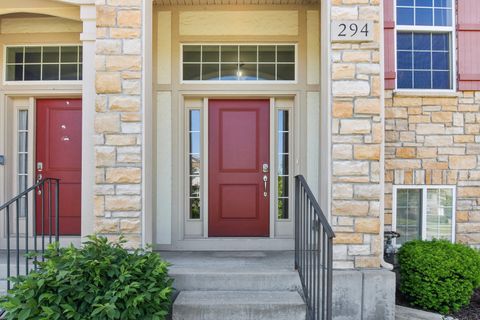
[414,34,431,50]
[43,47,60,63]
[240,46,257,63]
[397,33,413,50]
[258,64,275,80]
[397,8,414,25]
[239,64,257,80]
[414,52,431,70]
[24,64,41,81]
[190,198,200,219]
[188,109,201,220]
[278,198,288,220]
[60,64,78,80]
[426,188,453,241]
[183,64,201,80]
[189,133,200,154]
[42,64,60,81]
[415,8,433,26]
[25,47,41,63]
[434,9,452,26]
[7,47,24,64]
[397,71,413,88]
[396,189,422,245]
[397,52,413,69]
[414,71,431,89]
[183,45,201,62]
[259,45,275,62]
[432,34,449,51]
[220,63,238,80]
[277,110,290,220]
[278,176,289,197]
[202,63,220,81]
[278,132,289,153]
[277,64,295,81]
[432,52,449,70]
[202,45,219,63]
[277,45,295,62]
[61,46,78,63]
[221,46,238,63]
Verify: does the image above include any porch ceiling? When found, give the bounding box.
[154,0,319,6]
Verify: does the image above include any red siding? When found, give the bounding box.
[458,0,480,90]
[384,0,396,89]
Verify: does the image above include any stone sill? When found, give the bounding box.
[392,90,460,98]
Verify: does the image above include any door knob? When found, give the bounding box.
[262,163,269,173]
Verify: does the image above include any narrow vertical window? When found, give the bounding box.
[395,188,422,245]
[188,110,201,219]
[18,110,28,217]
[426,188,454,241]
[277,110,289,219]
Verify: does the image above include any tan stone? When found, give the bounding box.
[449,155,477,169]
[110,96,141,112]
[117,10,141,28]
[354,185,381,200]
[120,219,141,233]
[105,196,141,211]
[385,159,421,170]
[121,113,141,122]
[355,256,380,268]
[385,107,407,119]
[432,112,453,123]
[396,147,416,159]
[458,187,480,198]
[417,147,437,158]
[96,147,116,166]
[393,97,422,107]
[94,196,104,217]
[454,135,475,143]
[110,28,141,39]
[332,201,369,216]
[333,100,353,118]
[94,218,119,233]
[333,233,363,245]
[105,134,137,146]
[106,167,141,183]
[95,113,120,133]
[354,98,380,114]
[354,145,380,160]
[332,64,355,80]
[97,6,116,27]
[96,72,121,94]
[332,144,352,160]
[342,51,370,62]
[106,56,142,71]
[333,161,369,176]
[409,115,430,123]
[339,119,371,134]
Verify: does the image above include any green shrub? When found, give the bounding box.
[398,240,480,314]
[0,235,173,320]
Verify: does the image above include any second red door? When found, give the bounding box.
[208,100,270,237]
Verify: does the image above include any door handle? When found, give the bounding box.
[263,175,268,197]
[36,173,43,195]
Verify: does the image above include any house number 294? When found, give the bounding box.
[331,20,374,42]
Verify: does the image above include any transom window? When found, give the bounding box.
[396,0,454,90]
[5,45,82,82]
[181,44,296,82]
[393,186,455,246]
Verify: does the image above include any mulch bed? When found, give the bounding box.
[452,288,480,320]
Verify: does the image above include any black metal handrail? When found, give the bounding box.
[0,178,60,291]
[295,175,335,320]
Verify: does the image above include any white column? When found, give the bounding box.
[80,4,96,239]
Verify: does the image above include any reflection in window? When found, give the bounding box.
[397,0,452,27]
[277,110,289,219]
[18,110,28,217]
[6,46,83,82]
[189,110,201,219]
[182,45,295,81]
[396,189,422,245]
[395,186,455,246]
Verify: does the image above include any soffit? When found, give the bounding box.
[154,0,320,6]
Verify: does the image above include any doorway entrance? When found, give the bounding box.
[208,100,270,237]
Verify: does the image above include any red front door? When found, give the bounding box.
[35,99,82,235]
[208,100,270,237]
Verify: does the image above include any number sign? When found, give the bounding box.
[331,21,374,42]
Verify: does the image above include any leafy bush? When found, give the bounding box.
[0,235,173,320]
[398,240,480,314]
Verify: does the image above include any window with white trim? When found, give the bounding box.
[5,45,82,82]
[187,109,201,220]
[396,0,454,89]
[181,44,296,82]
[393,186,455,246]
[17,110,28,217]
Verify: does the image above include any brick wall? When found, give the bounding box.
[94,0,143,247]
[385,91,480,247]
[330,0,384,269]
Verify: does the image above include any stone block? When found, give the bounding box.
[96,72,122,93]
[449,155,477,169]
[333,81,370,97]
[117,10,141,28]
[354,145,380,160]
[105,195,141,211]
[332,200,369,216]
[340,119,371,134]
[355,218,380,234]
[333,161,369,176]
[105,167,141,183]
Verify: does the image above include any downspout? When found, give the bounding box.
[380,0,394,271]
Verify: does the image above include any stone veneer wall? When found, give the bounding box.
[385,91,480,247]
[94,0,143,247]
[330,0,384,269]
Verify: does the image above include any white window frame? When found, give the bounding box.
[394,0,457,93]
[180,43,298,84]
[392,185,456,247]
[3,44,83,85]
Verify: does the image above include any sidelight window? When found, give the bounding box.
[277,110,290,220]
[5,45,82,82]
[188,109,201,219]
[181,44,296,82]
[17,110,28,217]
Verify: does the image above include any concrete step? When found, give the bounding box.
[170,268,302,292]
[172,290,306,320]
